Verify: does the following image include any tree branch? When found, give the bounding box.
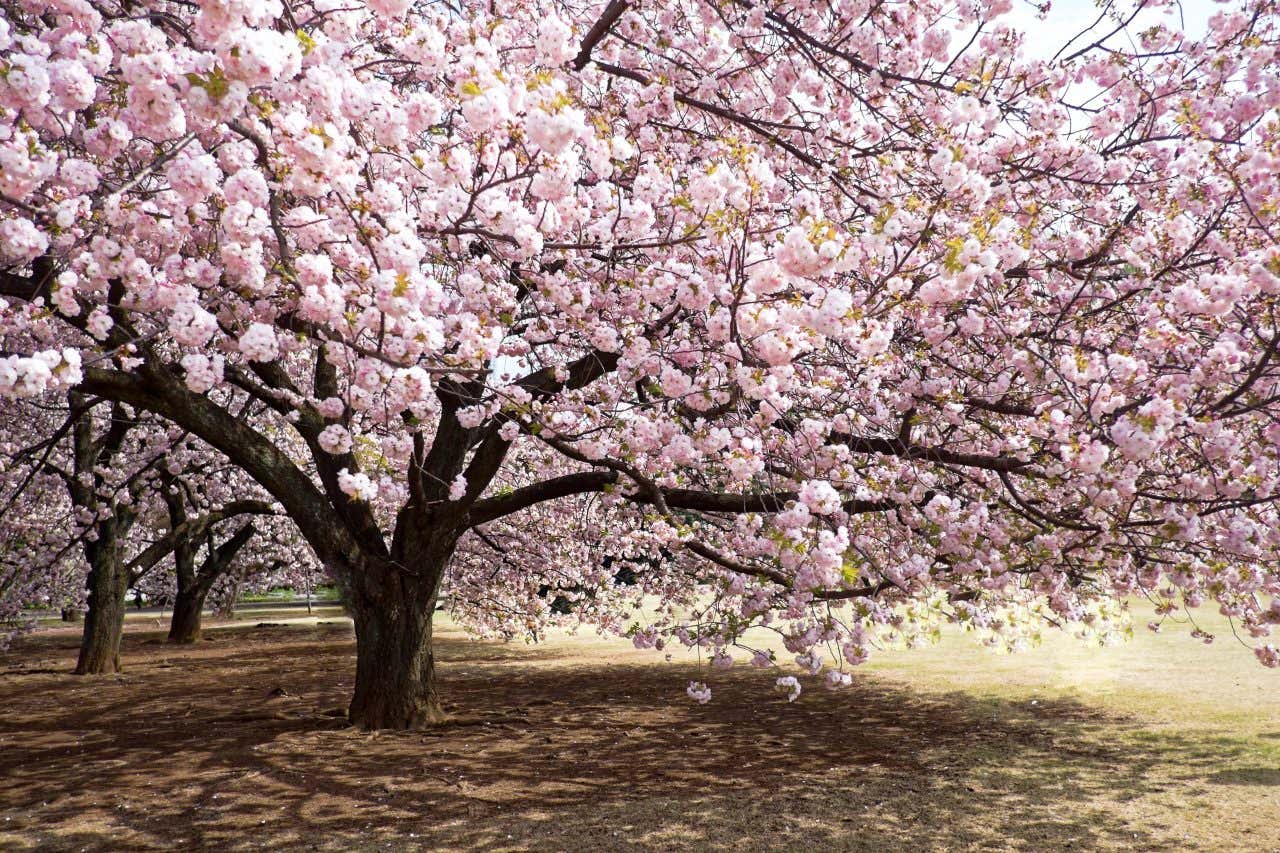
[830,431,1034,473]
[79,365,365,567]
[572,0,630,71]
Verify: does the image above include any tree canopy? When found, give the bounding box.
[1,0,1278,726]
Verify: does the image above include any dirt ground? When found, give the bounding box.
[1,612,1278,852]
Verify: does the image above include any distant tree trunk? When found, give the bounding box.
[69,396,138,677]
[76,528,128,674]
[216,590,238,619]
[345,529,455,730]
[167,521,255,644]
[167,586,208,643]
[162,480,199,643]
[61,608,82,622]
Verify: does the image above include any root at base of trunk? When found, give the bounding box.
[347,699,449,731]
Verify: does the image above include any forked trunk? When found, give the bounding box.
[167,586,208,643]
[345,529,455,730]
[167,518,254,644]
[76,534,128,675]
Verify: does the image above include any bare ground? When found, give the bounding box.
[0,613,1277,852]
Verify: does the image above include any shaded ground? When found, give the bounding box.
[0,613,1277,851]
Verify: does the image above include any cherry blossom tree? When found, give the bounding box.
[198,521,327,618]
[141,483,263,642]
[0,458,82,648]
[2,0,1279,726]
[0,394,178,672]
[150,463,307,642]
[1,396,281,663]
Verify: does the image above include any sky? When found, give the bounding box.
[1008,0,1225,60]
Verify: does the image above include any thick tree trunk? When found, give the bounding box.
[67,395,137,676]
[345,531,455,730]
[348,599,445,729]
[167,586,208,644]
[76,535,128,675]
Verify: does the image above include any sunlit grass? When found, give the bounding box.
[496,595,1280,849]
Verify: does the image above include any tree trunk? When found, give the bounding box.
[76,534,128,675]
[167,586,208,643]
[215,572,240,618]
[167,519,255,644]
[163,484,199,644]
[345,531,455,730]
[348,598,446,729]
[61,608,82,623]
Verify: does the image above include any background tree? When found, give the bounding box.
[148,456,282,642]
[0,458,82,649]
[0,395,175,673]
[0,399,279,662]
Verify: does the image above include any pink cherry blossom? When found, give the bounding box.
[0,0,1276,730]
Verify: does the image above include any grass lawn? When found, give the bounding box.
[856,600,1280,850]
[0,600,1275,851]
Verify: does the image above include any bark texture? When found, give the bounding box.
[167,587,208,644]
[345,525,456,730]
[76,531,128,674]
[348,598,445,729]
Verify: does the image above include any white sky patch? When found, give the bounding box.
[1007,0,1222,61]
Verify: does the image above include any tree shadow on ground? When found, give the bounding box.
[1204,768,1280,786]
[0,623,1268,851]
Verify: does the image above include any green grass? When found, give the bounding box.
[237,585,341,603]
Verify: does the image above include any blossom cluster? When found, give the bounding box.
[0,0,1278,709]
